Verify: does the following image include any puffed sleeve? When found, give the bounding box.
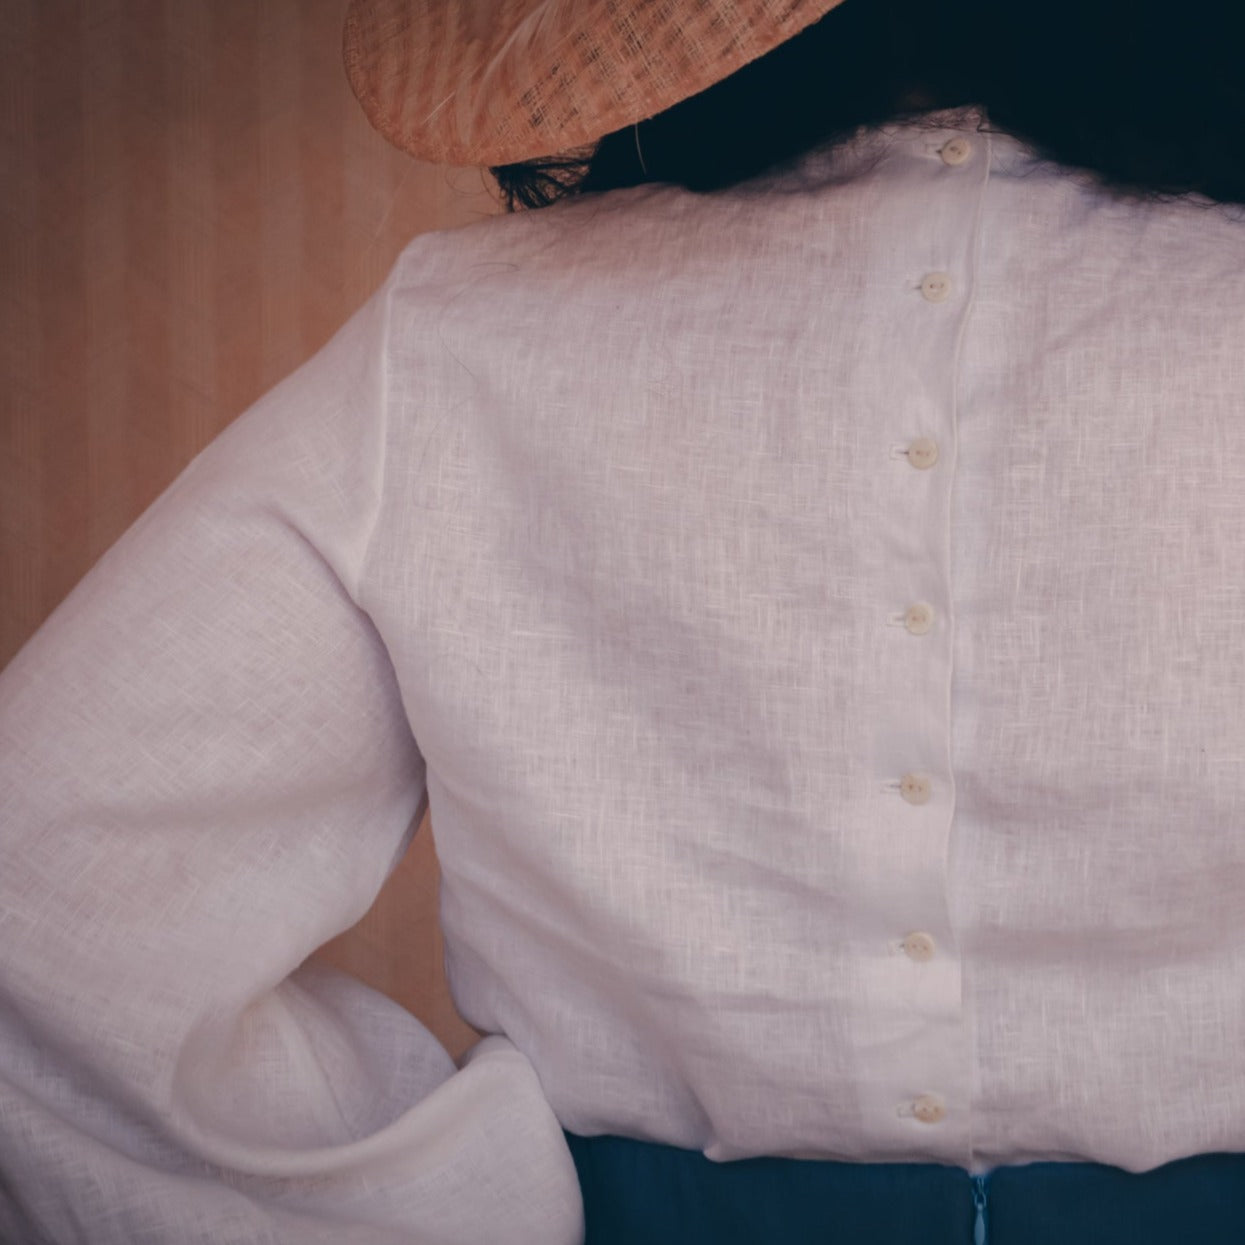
[0,275,583,1243]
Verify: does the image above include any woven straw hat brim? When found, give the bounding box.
[344,0,849,168]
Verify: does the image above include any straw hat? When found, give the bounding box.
[343,0,849,168]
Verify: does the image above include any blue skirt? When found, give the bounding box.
[564,1132,1245,1244]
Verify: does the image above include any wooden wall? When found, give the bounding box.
[2,0,504,1060]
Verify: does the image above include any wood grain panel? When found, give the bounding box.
[1,0,504,1061]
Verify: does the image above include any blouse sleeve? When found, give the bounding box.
[0,277,583,1243]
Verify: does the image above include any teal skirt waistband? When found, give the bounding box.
[564,1132,1245,1245]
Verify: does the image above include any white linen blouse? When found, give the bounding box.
[3,107,1245,1243]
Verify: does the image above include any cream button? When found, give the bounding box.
[902,932,937,962]
[913,1094,947,1124]
[899,773,932,805]
[907,437,939,469]
[940,137,972,165]
[904,602,934,635]
[920,272,953,302]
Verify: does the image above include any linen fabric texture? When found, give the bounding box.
[2,107,1245,1241]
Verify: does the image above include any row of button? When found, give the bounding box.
[891,134,972,1131]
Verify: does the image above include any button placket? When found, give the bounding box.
[868,127,985,1152]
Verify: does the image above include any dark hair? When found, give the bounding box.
[489,0,1245,212]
